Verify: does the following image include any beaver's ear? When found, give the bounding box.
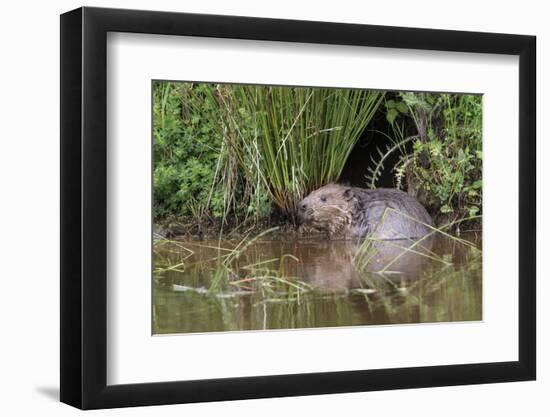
[343,188,354,201]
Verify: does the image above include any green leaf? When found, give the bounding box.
[440,205,452,214]
[386,108,398,125]
[472,180,482,189]
[396,101,408,113]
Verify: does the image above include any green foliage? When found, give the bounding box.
[154,81,481,232]
[153,82,383,227]
[409,94,482,221]
[209,85,383,220]
[373,92,483,224]
[153,82,226,221]
[384,98,408,125]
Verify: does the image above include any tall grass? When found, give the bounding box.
[204,85,383,220]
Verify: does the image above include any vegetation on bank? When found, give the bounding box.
[153,82,382,232]
[369,92,482,228]
[153,82,482,235]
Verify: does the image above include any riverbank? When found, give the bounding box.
[154,214,482,241]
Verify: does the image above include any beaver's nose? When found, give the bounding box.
[299,202,307,211]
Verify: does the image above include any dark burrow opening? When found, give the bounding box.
[339,96,416,188]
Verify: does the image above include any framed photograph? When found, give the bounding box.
[60,6,536,409]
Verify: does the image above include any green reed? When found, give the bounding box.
[203,84,383,221]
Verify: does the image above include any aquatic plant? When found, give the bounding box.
[154,228,313,299]
[349,208,482,326]
[352,207,481,275]
[153,231,482,333]
[351,252,482,325]
[153,237,195,275]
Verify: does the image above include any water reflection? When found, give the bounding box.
[153,233,482,334]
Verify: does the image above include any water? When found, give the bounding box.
[153,233,482,334]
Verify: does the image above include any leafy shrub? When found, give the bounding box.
[368,92,482,226]
[153,82,225,221]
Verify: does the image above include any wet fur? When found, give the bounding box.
[298,184,433,239]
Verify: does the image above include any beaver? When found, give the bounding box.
[297,183,433,240]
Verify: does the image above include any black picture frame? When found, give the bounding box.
[60,6,536,410]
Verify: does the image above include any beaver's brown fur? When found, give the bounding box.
[298,183,433,239]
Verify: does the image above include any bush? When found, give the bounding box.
[152,82,225,221]
[369,92,482,227]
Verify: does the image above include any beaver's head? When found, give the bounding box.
[297,183,356,236]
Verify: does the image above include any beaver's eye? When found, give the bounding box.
[320,196,327,202]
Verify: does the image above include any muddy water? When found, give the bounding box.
[153,233,482,334]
